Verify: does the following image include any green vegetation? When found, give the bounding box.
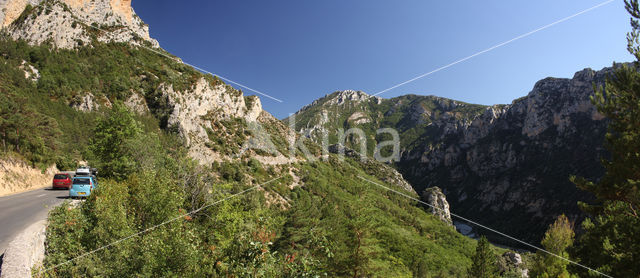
[0,5,552,273]
[0,31,237,168]
[204,118,249,155]
[0,33,495,276]
[468,236,499,278]
[87,102,143,180]
[284,158,477,276]
[569,2,640,277]
[40,144,483,276]
[530,215,576,278]
[285,92,487,159]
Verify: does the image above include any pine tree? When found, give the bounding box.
[469,236,498,278]
[530,215,576,278]
[89,101,142,180]
[570,1,640,276]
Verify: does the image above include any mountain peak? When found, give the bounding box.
[324,90,381,106]
[0,0,158,48]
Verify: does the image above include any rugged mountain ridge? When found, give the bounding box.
[0,1,526,274]
[0,0,158,48]
[0,0,295,166]
[402,67,611,244]
[290,66,615,243]
[0,0,429,200]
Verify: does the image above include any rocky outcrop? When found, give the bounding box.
[1,0,158,49]
[158,77,266,164]
[69,92,111,112]
[286,90,386,144]
[400,66,613,243]
[70,92,98,112]
[124,92,149,114]
[422,186,453,225]
[347,111,371,125]
[292,65,618,243]
[500,251,528,278]
[291,90,381,119]
[19,60,39,81]
[323,90,382,106]
[0,0,38,27]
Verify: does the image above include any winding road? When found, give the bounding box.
[0,187,68,257]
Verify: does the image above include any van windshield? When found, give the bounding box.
[73,178,91,185]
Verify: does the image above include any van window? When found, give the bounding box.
[73,178,91,185]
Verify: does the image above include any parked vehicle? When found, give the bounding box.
[75,166,91,176]
[69,176,98,198]
[52,173,72,189]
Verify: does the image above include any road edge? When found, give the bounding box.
[0,220,46,278]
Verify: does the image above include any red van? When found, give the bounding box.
[52,173,73,189]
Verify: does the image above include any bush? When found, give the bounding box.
[55,154,76,171]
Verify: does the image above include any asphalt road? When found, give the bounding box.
[0,187,68,256]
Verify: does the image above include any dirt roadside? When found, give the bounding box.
[0,159,57,198]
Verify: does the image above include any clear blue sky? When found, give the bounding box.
[133,0,633,119]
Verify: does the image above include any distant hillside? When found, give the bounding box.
[289,67,614,244]
[0,1,502,276]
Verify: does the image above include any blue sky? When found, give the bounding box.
[133,0,633,119]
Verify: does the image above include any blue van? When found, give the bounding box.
[69,176,98,198]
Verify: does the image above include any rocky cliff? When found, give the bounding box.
[422,186,453,225]
[0,0,301,166]
[0,0,158,48]
[401,67,611,244]
[290,66,616,243]
[0,4,484,275]
[157,77,286,165]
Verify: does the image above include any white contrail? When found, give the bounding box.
[38,5,283,103]
[372,0,615,97]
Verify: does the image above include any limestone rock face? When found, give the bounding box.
[287,90,383,143]
[291,65,618,243]
[422,186,453,225]
[1,0,158,49]
[19,59,39,81]
[500,251,528,278]
[124,92,149,115]
[347,111,371,125]
[70,92,111,112]
[323,90,382,106]
[244,95,262,122]
[401,66,614,243]
[0,0,40,26]
[158,78,264,165]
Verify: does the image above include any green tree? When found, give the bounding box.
[531,215,576,278]
[468,236,498,278]
[570,1,640,276]
[89,101,142,180]
[0,91,61,165]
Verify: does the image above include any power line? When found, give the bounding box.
[37,4,283,103]
[39,176,283,274]
[357,175,613,278]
